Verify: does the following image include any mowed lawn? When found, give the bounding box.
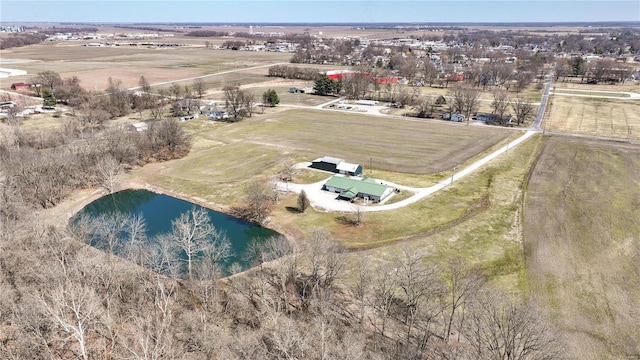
[546,92,640,140]
[523,136,640,359]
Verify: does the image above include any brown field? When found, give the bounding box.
[0,41,293,90]
[523,136,640,359]
[545,94,640,140]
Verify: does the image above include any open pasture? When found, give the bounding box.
[545,95,640,139]
[523,136,640,359]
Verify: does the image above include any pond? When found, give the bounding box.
[71,189,282,277]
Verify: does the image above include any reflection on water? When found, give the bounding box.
[72,189,281,276]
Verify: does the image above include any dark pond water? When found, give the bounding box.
[72,189,281,276]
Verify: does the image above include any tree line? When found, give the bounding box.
[0,215,565,359]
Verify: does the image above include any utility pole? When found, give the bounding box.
[451,165,457,186]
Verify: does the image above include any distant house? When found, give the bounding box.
[130,122,148,131]
[10,82,29,91]
[310,156,363,176]
[289,87,312,94]
[323,176,393,202]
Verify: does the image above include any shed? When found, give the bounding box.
[11,82,29,91]
[310,156,345,173]
[336,161,363,176]
[130,122,148,132]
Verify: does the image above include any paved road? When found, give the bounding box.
[533,72,554,130]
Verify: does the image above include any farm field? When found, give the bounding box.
[523,136,640,359]
[545,95,640,139]
[0,40,293,90]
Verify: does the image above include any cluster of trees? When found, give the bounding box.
[72,207,232,280]
[268,65,322,80]
[223,85,256,121]
[0,32,48,49]
[554,57,634,84]
[0,215,564,359]
[0,119,191,211]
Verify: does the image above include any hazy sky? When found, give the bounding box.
[1,0,639,23]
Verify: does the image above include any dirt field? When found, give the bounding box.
[545,94,640,140]
[523,136,640,359]
[0,41,293,90]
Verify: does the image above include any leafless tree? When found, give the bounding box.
[421,59,439,87]
[297,190,310,213]
[440,257,484,342]
[368,262,397,337]
[224,85,247,122]
[169,83,182,101]
[96,154,123,194]
[279,160,298,182]
[305,227,345,293]
[243,91,256,118]
[37,281,104,360]
[34,70,63,95]
[463,288,564,360]
[192,78,206,98]
[166,207,231,279]
[105,77,130,117]
[492,89,511,124]
[236,178,277,225]
[395,247,441,345]
[510,97,535,126]
[448,85,481,125]
[348,257,372,325]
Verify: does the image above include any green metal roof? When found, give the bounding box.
[340,188,358,199]
[325,176,389,197]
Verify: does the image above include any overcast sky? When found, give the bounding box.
[1,1,639,24]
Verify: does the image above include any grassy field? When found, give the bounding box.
[545,95,640,140]
[523,136,640,359]
[129,113,542,293]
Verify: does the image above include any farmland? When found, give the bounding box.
[1,21,640,359]
[523,136,640,359]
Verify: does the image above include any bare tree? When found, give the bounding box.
[279,160,298,182]
[192,78,206,98]
[224,85,246,122]
[305,227,344,292]
[166,207,230,279]
[34,70,63,95]
[396,247,441,345]
[463,289,564,360]
[449,85,481,125]
[440,257,484,342]
[96,154,123,194]
[37,281,104,360]
[510,97,535,126]
[491,89,511,124]
[297,190,310,213]
[369,262,397,337]
[138,75,151,93]
[236,178,277,225]
[349,257,372,325]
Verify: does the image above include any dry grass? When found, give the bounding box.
[545,95,640,140]
[523,136,640,359]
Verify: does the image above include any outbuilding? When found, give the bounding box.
[10,82,29,91]
[310,156,363,176]
[130,122,148,132]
